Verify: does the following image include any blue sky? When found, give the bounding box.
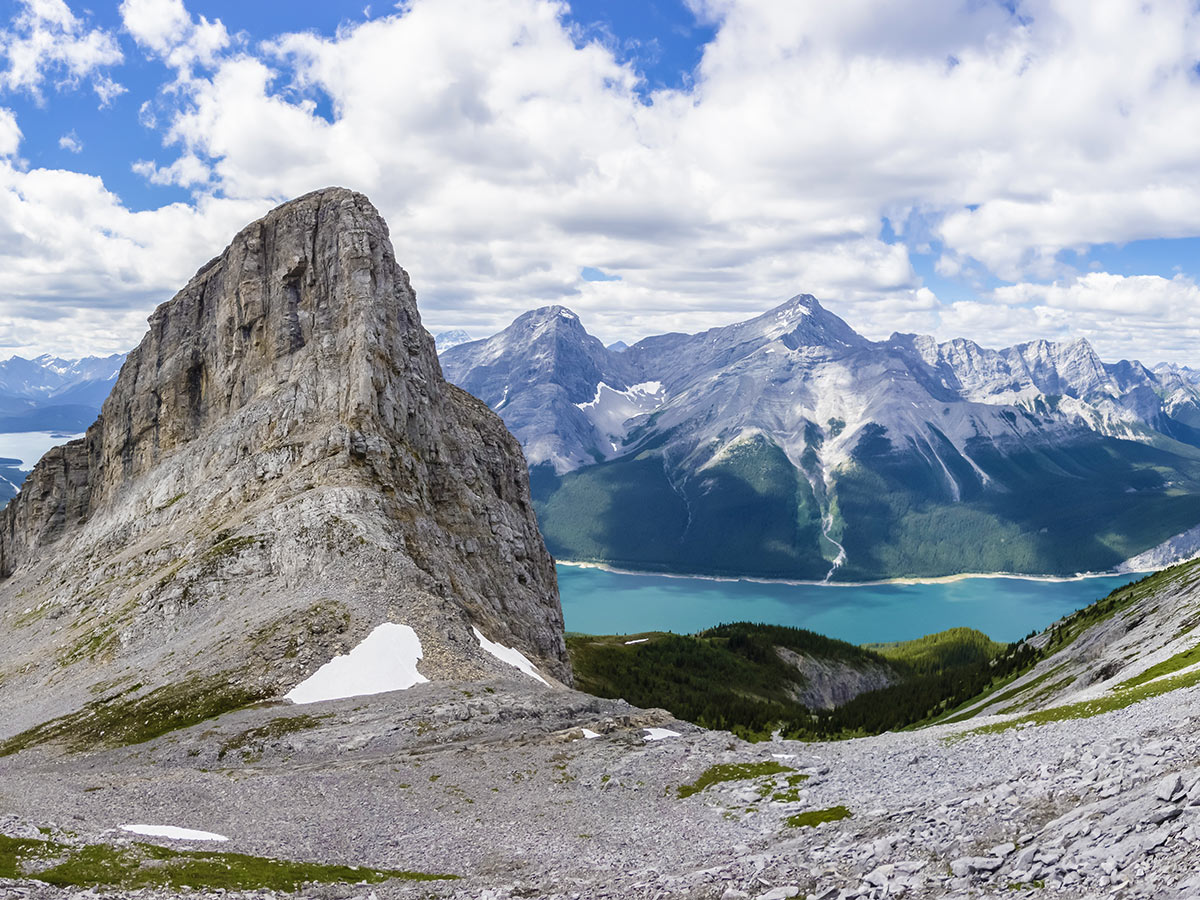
[2,0,1200,363]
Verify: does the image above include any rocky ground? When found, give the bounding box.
[2,674,1199,900]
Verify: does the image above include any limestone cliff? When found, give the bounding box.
[0,188,570,736]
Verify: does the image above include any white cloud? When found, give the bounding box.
[935,274,1200,363]
[57,129,80,152]
[132,152,209,187]
[119,0,229,81]
[0,108,20,156]
[0,0,123,102]
[6,0,1200,363]
[0,159,267,357]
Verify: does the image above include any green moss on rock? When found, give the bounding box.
[0,834,454,890]
[0,675,271,757]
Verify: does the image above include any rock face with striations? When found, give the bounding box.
[0,187,569,736]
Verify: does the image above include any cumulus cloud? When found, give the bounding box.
[119,0,229,81]
[936,274,1200,363]
[0,0,123,102]
[4,0,1200,362]
[0,108,20,156]
[0,158,269,357]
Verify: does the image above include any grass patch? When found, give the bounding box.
[203,534,264,564]
[770,773,812,803]
[217,714,328,760]
[967,666,1200,737]
[998,675,1076,714]
[0,835,454,890]
[677,761,795,799]
[937,663,1068,724]
[1117,643,1200,690]
[785,805,852,828]
[0,675,270,757]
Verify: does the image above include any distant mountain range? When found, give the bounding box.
[0,353,124,430]
[440,297,1200,581]
[0,353,125,503]
[434,329,473,351]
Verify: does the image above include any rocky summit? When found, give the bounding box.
[0,187,569,741]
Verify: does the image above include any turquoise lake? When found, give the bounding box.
[557,564,1147,644]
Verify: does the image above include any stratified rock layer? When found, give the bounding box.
[0,188,569,735]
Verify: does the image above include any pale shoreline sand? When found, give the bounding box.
[555,558,1154,588]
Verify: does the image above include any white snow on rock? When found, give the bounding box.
[285,623,429,704]
[120,825,229,842]
[473,626,549,685]
[575,381,667,453]
[624,638,649,645]
[581,728,601,739]
[643,727,681,742]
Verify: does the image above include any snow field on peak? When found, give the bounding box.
[473,626,549,685]
[285,623,429,704]
[575,381,668,454]
[120,825,229,842]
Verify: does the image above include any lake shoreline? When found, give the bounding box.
[556,559,1153,588]
[556,564,1147,645]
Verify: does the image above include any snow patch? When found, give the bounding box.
[581,728,601,739]
[643,727,681,741]
[120,825,228,842]
[624,638,649,645]
[285,623,428,704]
[473,626,549,685]
[575,381,667,454]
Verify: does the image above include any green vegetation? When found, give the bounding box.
[568,623,1039,740]
[677,761,795,799]
[204,533,265,564]
[0,834,453,890]
[533,423,1200,580]
[834,435,1200,580]
[1117,644,1200,690]
[531,435,831,579]
[217,714,328,760]
[785,806,851,828]
[868,627,1007,669]
[967,666,1200,737]
[0,675,270,757]
[770,774,812,803]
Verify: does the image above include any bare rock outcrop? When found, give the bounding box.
[0,187,569,736]
[776,646,898,710]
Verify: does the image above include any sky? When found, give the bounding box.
[2,0,1200,364]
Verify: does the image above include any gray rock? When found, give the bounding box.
[1157,774,1184,802]
[0,188,571,743]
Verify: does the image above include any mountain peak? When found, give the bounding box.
[738,292,865,351]
[0,189,570,723]
[773,293,823,315]
[515,305,584,330]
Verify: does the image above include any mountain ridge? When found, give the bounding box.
[442,297,1200,581]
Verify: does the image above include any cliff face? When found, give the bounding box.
[0,188,569,734]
